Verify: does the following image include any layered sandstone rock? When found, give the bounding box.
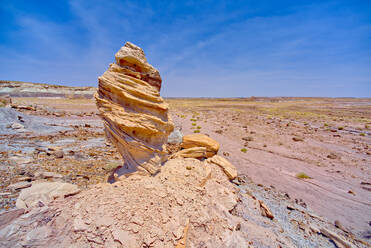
[170,147,207,159]
[181,134,220,158]
[95,42,174,175]
[208,155,238,180]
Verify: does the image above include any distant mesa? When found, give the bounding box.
[95,42,174,176]
[0,80,96,98]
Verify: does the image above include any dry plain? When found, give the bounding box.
[0,96,370,245]
[167,97,371,237]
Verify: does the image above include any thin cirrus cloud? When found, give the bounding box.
[0,0,370,97]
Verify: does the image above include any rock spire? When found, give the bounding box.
[95,42,174,176]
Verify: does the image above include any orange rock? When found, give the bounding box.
[170,147,207,159]
[208,155,237,180]
[259,200,274,220]
[95,42,174,175]
[181,134,219,157]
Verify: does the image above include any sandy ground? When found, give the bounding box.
[1,96,370,243]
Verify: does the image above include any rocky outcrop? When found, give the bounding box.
[0,80,96,98]
[170,147,207,159]
[208,155,238,180]
[181,134,220,157]
[95,42,174,175]
[16,182,80,209]
[1,156,365,247]
[0,158,248,247]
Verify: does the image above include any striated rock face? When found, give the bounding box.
[181,134,220,158]
[95,42,174,175]
[0,80,96,98]
[16,182,80,209]
[208,155,238,180]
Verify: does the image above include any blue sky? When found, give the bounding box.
[1,1,370,97]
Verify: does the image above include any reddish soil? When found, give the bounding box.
[168,98,371,237]
[1,97,370,241]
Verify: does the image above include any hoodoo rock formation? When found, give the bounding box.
[95,42,174,175]
[0,42,365,248]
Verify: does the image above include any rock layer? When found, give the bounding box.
[16,182,80,209]
[95,42,174,175]
[208,155,238,180]
[181,134,220,157]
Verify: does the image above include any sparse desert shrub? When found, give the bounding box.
[365,124,369,129]
[180,115,186,118]
[323,123,328,127]
[296,172,311,179]
[338,126,344,130]
[196,126,201,129]
[190,118,197,122]
[240,148,247,153]
[292,137,304,142]
[263,144,267,147]
[192,123,196,126]
[278,142,283,146]
[360,133,366,137]
[193,130,200,133]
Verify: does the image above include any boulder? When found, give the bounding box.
[16,182,80,209]
[170,147,207,159]
[95,42,174,175]
[181,134,220,157]
[208,155,237,180]
[168,129,183,145]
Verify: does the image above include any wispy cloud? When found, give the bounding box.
[0,0,370,96]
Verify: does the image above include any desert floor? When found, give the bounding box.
[1,97,370,239]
